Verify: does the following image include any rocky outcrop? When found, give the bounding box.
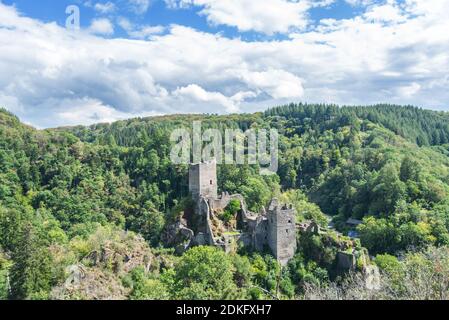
[51,227,158,300]
[52,266,130,300]
[162,218,195,254]
[364,265,381,290]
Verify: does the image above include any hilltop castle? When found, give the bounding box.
[163,159,378,281]
[184,159,297,266]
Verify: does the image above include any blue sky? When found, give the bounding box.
[2,0,360,40]
[0,0,448,128]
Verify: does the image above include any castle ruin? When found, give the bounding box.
[163,159,376,277]
[184,159,297,266]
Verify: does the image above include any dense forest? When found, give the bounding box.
[1,104,449,300]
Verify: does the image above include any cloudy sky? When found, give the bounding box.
[0,0,448,128]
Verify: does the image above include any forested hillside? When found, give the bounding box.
[266,104,449,146]
[1,104,449,300]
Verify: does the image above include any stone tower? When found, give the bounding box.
[267,199,297,266]
[189,159,218,200]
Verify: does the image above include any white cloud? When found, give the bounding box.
[117,16,133,30]
[130,25,165,38]
[164,0,191,9]
[238,69,304,99]
[172,84,239,113]
[88,18,114,35]
[165,0,319,35]
[94,2,117,14]
[1,1,449,128]
[118,17,165,39]
[344,0,374,6]
[397,82,421,98]
[363,2,406,23]
[128,0,151,14]
[34,98,150,128]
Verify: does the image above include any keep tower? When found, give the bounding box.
[189,159,218,200]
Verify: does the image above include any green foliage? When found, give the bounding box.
[219,165,277,212]
[0,250,11,300]
[287,253,329,293]
[253,254,279,292]
[358,203,441,254]
[9,223,54,299]
[298,233,338,272]
[266,103,449,147]
[248,253,298,299]
[280,189,327,225]
[357,217,399,254]
[221,199,241,223]
[3,104,449,299]
[304,246,449,300]
[369,163,406,216]
[374,254,401,274]
[125,267,170,300]
[126,207,165,247]
[168,246,241,300]
[231,254,252,288]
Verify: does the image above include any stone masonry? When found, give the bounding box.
[188,159,218,200]
[186,159,297,266]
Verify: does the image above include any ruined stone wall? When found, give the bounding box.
[337,251,356,271]
[188,164,200,199]
[267,200,297,266]
[188,196,214,245]
[199,197,215,246]
[208,193,244,211]
[238,232,253,248]
[188,161,297,265]
[254,217,268,252]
